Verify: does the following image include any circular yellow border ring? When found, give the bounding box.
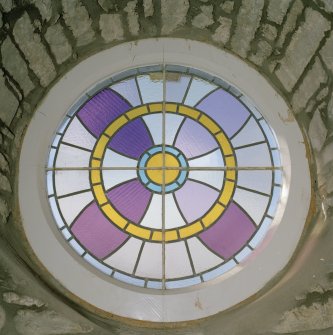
[90,103,236,242]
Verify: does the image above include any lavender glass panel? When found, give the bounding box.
[175,119,218,158]
[199,202,256,259]
[109,118,153,159]
[77,89,131,138]
[175,180,219,223]
[107,179,152,224]
[196,89,250,137]
[71,201,128,259]
[110,78,141,106]
[166,74,191,102]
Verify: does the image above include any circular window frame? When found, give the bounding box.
[19,38,311,323]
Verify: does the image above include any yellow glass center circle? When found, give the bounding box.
[146,153,180,184]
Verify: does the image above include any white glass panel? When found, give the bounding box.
[165,241,193,279]
[142,114,162,145]
[184,77,217,106]
[62,117,96,150]
[233,188,269,225]
[140,194,162,229]
[135,242,162,279]
[103,148,137,168]
[237,170,273,194]
[55,144,91,168]
[188,170,224,190]
[102,170,137,191]
[137,74,163,103]
[188,148,224,168]
[187,237,223,273]
[165,194,186,229]
[235,143,272,167]
[55,170,90,197]
[104,238,143,274]
[58,191,94,226]
[165,114,184,145]
[231,117,265,147]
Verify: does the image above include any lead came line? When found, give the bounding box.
[162,61,166,289]
[46,166,283,171]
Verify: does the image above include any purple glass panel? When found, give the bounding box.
[109,118,153,159]
[175,180,219,223]
[71,201,128,259]
[175,119,218,158]
[77,89,131,138]
[199,202,256,259]
[196,89,250,137]
[107,179,152,224]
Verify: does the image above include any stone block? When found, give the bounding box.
[143,0,154,18]
[124,0,139,36]
[99,14,124,42]
[274,297,333,333]
[249,40,272,66]
[0,0,13,12]
[291,58,327,113]
[261,24,277,41]
[28,0,52,21]
[161,0,189,35]
[62,0,95,47]
[13,13,56,87]
[3,292,44,307]
[0,71,19,126]
[1,37,34,96]
[0,305,5,332]
[14,310,93,335]
[0,153,9,173]
[45,23,72,64]
[275,8,330,92]
[221,1,234,14]
[0,198,9,223]
[276,0,303,48]
[212,17,232,45]
[0,173,11,192]
[320,32,333,73]
[309,110,327,152]
[266,0,292,24]
[192,5,214,29]
[230,0,264,58]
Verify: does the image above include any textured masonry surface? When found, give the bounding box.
[0,0,332,334]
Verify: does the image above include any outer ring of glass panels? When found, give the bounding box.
[19,39,311,322]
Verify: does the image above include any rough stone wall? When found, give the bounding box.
[0,0,332,334]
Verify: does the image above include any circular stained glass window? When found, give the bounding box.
[46,65,282,289]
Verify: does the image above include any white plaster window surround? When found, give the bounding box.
[19,38,311,322]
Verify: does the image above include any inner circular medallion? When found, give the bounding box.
[137,145,188,194]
